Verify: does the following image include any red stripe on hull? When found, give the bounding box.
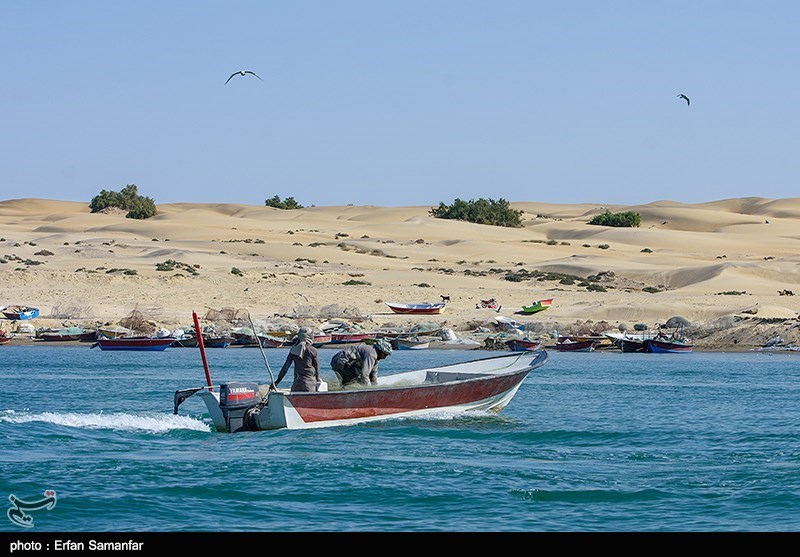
[389,309,444,315]
[285,370,529,423]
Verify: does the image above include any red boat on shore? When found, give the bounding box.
[92,336,175,351]
[506,338,543,352]
[554,339,596,352]
[329,331,378,343]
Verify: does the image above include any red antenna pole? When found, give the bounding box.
[192,311,213,392]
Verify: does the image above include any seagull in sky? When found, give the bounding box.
[225,70,262,85]
[677,93,690,106]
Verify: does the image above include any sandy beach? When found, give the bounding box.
[1,197,799,350]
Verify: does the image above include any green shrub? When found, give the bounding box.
[265,195,305,209]
[588,210,641,228]
[641,248,653,253]
[429,198,523,228]
[89,184,157,219]
[231,267,244,276]
[642,286,662,293]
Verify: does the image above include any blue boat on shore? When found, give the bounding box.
[2,305,40,321]
[645,338,694,353]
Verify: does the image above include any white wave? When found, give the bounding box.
[393,408,499,422]
[0,410,210,433]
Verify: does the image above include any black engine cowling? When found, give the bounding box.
[219,382,260,433]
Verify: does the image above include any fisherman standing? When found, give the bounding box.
[275,327,321,392]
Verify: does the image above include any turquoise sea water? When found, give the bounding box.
[1,345,799,533]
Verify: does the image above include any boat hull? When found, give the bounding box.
[329,332,377,343]
[393,338,430,350]
[39,330,97,342]
[95,337,175,351]
[204,337,230,348]
[645,339,693,353]
[188,351,548,432]
[2,307,40,321]
[507,339,543,352]
[386,303,446,315]
[521,299,553,314]
[619,338,646,352]
[555,340,595,352]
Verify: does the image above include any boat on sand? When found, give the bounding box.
[385,302,447,315]
[2,305,40,321]
[521,299,553,314]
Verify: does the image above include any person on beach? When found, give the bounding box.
[330,338,393,388]
[274,327,321,392]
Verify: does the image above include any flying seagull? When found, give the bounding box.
[225,70,262,85]
[677,93,690,106]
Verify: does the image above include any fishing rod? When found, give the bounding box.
[248,312,277,389]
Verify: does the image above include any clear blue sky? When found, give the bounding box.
[2,1,798,207]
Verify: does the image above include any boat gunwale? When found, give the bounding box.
[276,350,547,398]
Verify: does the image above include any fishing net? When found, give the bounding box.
[203,307,239,322]
[48,300,93,320]
[119,309,147,331]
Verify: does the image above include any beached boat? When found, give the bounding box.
[572,335,615,349]
[385,302,447,315]
[506,338,543,352]
[0,329,11,345]
[392,337,430,350]
[329,331,377,343]
[2,305,40,321]
[204,336,231,349]
[258,335,287,348]
[554,339,595,352]
[644,338,694,353]
[37,326,97,342]
[618,337,646,352]
[172,335,230,348]
[172,336,198,348]
[92,336,175,351]
[521,299,553,314]
[97,325,133,339]
[312,334,332,347]
[174,350,548,432]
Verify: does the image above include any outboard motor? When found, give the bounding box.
[219,382,260,433]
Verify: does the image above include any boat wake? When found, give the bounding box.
[0,410,210,433]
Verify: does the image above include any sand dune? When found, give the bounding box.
[1,197,798,346]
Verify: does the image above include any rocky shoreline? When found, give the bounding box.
[4,313,799,354]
